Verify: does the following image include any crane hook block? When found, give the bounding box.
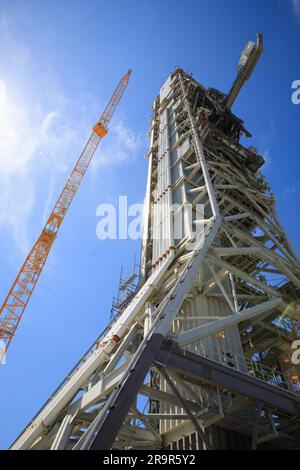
[93,122,108,138]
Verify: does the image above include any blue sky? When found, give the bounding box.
[0,0,299,449]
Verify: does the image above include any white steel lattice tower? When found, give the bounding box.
[11,36,300,450]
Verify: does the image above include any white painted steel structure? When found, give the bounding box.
[11,38,300,450]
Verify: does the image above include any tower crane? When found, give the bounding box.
[0,70,131,355]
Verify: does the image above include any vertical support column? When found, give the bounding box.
[50,413,74,450]
[178,72,219,220]
[251,402,264,450]
[152,102,174,270]
[144,303,155,337]
[158,367,211,450]
[140,150,153,279]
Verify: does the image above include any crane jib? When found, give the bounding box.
[0,70,131,354]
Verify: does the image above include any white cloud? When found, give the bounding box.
[0,82,86,255]
[0,15,30,65]
[0,14,142,257]
[283,185,296,200]
[262,149,272,169]
[0,82,38,252]
[91,120,145,169]
[0,12,90,255]
[0,78,82,253]
[0,76,143,255]
[0,80,7,106]
[257,121,275,171]
[292,0,300,18]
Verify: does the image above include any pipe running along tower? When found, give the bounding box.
[11,35,300,450]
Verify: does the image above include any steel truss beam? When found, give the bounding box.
[10,62,300,452]
[155,345,300,416]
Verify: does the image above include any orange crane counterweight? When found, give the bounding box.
[0,70,131,355]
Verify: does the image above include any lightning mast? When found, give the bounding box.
[0,70,131,354]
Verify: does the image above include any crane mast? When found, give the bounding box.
[0,70,131,355]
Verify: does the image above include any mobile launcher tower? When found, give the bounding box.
[12,35,300,451]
